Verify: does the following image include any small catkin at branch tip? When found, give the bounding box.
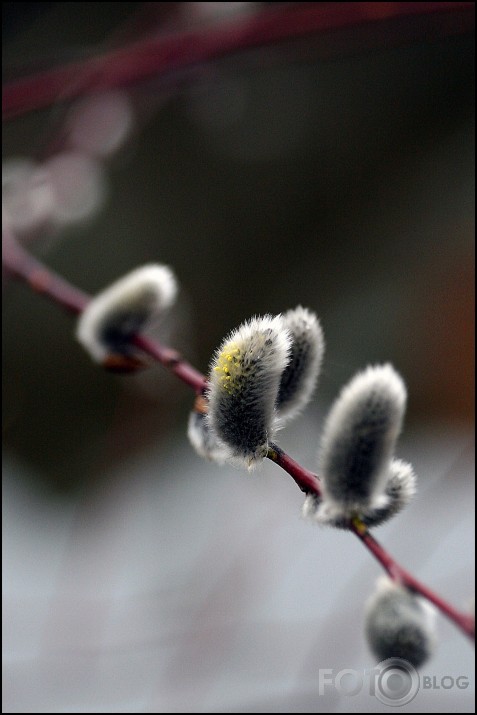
[76,264,177,365]
[365,577,437,668]
[206,314,291,469]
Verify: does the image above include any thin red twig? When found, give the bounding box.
[268,444,475,639]
[2,227,89,313]
[2,227,474,641]
[132,334,206,394]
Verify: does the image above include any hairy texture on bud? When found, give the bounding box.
[305,458,417,529]
[76,264,177,363]
[275,306,324,425]
[318,364,407,519]
[365,578,437,668]
[361,459,417,527]
[187,410,229,464]
[207,315,291,469]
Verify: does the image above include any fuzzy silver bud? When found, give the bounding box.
[76,264,177,363]
[187,409,229,464]
[275,306,324,425]
[362,459,417,527]
[318,364,407,520]
[306,458,417,528]
[207,315,291,469]
[365,578,437,668]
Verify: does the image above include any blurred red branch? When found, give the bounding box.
[3,225,474,641]
[2,226,206,393]
[3,2,474,120]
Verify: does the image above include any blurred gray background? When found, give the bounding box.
[2,3,475,713]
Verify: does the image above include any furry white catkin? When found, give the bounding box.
[304,457,417,528]
[275,306,324,425]
[187,409,230,464]
[365,578,437,668]
[206,315,291,468]
[308,364,411,526]
[76,264,177,363]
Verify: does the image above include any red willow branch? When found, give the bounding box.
[2,227,474,641]
[268,445,475,638]
[3,1,475,121]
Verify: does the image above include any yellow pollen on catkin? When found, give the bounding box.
[214,344,242,394]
